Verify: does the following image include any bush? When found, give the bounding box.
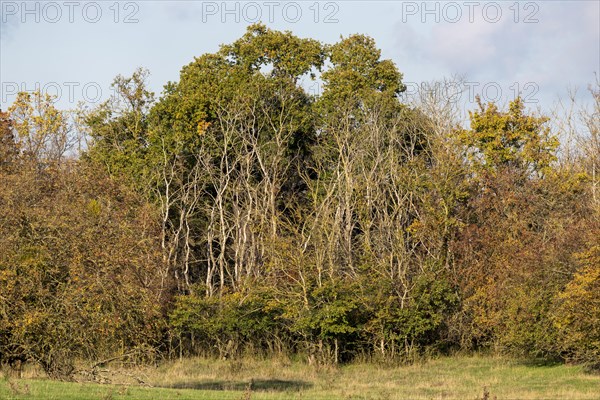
[553,244,600,369]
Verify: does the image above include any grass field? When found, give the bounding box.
[1,355,599,400]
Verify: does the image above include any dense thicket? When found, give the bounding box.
[1,25,598,378]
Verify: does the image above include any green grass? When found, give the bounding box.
[2,355,599,400]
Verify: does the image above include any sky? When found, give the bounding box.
[1,1,599,116]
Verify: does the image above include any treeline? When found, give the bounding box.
[1,24,598,379]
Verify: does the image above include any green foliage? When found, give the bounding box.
[363,269,458,359]
[220,23,325,79]
[316,33,406,147]
[460,97,559,174]
[170,288,281,358]
[322,34,404,99]
[304,280,361,339]
[83,68,154,188]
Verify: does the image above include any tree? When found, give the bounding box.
[460,96,559,176]
[144,23,324,297]
[0,161,166,378]
[8,91,73,164]
[0,110,18,170]
[553,238,600,369]
[84,68,154,187]
[452,98,592,355]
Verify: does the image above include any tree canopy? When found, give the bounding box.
[1,24,598,377]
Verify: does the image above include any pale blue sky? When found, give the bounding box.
[1,1,598,115]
